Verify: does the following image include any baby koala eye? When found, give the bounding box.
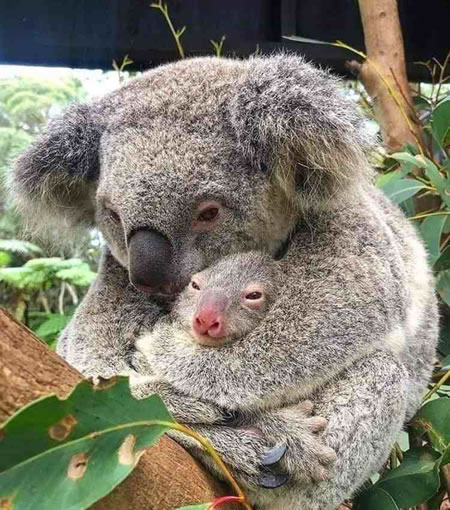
[191,280,201,290]
[193,201,222,231]
[242,285,265,310]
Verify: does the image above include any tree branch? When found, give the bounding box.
[355,0,423,152]
[0,308,229,510]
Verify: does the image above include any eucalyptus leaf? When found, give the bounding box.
[376,447,441,507]
[431,99,450,147]
[436,270,450,306]
[353,487,399,510]
[442,355,450,371]
[439,323,450,356]
[434,245,450,271]
[382,178,426,204]
[420,215,447,265]
[412,398,450,453]
[0,377,175,510]
[415,155,450,208]
[390,152,427,170]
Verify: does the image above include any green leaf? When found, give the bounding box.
[353,487,399,510]
[0,377,175,510]
[431,99,450,147]
[442,355,450,371]
[416,155,450,208]
[390,152,427,170]
[420,215,447,265]
[438,325,450,356]
[376,166,410,189]
[34,314,72,339]
[377,447,441,507]
[412,399,450,453]
[399,197,415,217]
[382,178,426,204]
[436,270,450,306]
[434,245,450,271]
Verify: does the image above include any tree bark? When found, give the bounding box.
[0,307,229,510]
[351,0,422,151]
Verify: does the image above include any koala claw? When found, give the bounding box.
[261,444,288,466]
[257,469,290,489]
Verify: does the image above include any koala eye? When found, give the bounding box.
[193,201,222,232]
[191,280,201,290]
[105,207,120,223]
[242,285,265,310]
[198,207,219,222]
[245,291,262,300]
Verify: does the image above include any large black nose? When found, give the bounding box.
[128,229,173,294]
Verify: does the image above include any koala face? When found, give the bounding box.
[96,127,288,295]
[174,252,277,346]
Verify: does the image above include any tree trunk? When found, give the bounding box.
[350,0,422,152]
[0,307,229,510]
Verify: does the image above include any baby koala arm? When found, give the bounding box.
[128,331,227,425]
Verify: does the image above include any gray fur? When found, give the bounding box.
[10,54,438,509]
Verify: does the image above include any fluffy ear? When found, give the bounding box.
[9,102,103,237]
[228,54,375,205]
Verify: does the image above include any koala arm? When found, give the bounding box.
[170,349,407,510]
[56,249,165,378]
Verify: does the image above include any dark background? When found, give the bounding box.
[0,0,448,80]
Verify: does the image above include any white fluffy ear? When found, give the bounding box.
[228,54,375,203]
[9,102,103,236]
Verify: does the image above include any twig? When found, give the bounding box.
[151,1,186,59]
[423,369,450,402]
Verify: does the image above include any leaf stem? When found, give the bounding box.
[209,495,246,509]
[423,370,450,402]
[165,422,252,510]
[409,211,450,221]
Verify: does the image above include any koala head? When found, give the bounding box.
[174,251,277,347]
[10,55,374,295]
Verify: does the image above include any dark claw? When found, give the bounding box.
[261,444,288,466]
[257,470,290,489]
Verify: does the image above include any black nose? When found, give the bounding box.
[128,229,173,294]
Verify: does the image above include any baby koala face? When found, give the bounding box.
[174,251,277,347]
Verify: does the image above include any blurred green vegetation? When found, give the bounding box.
[0,74,99,346]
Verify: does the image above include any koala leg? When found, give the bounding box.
[249,349,408,510]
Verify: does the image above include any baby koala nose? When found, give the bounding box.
[193,311,226,338]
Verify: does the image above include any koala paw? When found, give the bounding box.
[272,400,337,484]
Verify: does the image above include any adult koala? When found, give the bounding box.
[10,55,438,509]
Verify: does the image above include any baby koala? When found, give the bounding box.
[130,251,335,494]
[131,250,278,419]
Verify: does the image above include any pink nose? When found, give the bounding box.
[193,310,226,338]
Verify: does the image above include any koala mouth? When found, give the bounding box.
[190,328,234,348]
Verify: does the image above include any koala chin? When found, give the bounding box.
[11,54,438,510]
